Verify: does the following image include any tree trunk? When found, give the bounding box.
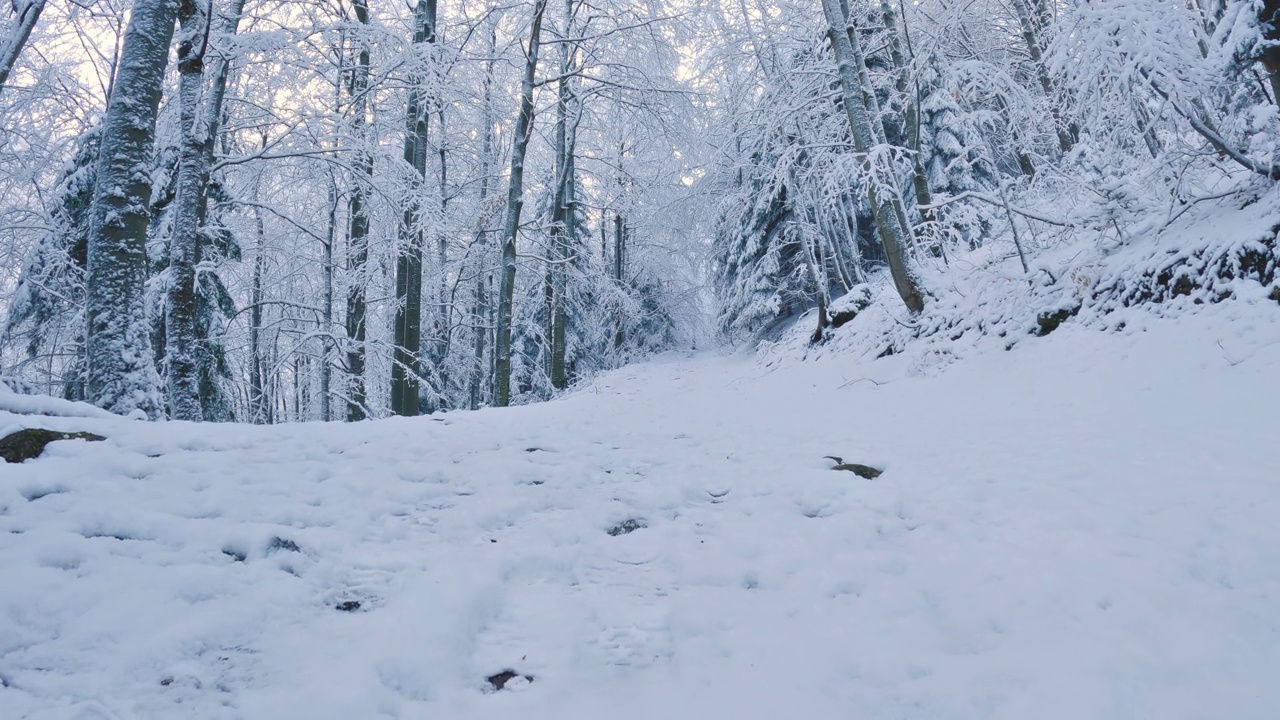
[249,189,267,423]
[345,0,373,421]
[613,212,624,283]
[318,29,346,423]
[469,22,496,411]
[821,0,924,313]
[194,0,247,229]
[168,0,248,421]
[494,0,548,407]
[434,105,450,405]
[879,0,933,224]
[1259,0,1280,105]
[164,0,210,421]
[0,0,44,95]
[85,0,177,417]
[613,211,625,349]
[810,231,829,344]
[320,176,336,421]
[391,0,436,416]
[549,0,577,391]
[1012,0,1074,154]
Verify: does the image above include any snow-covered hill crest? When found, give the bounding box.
[766,186,1280,376]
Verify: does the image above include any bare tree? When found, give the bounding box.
[1011,0,1073,154]
[391,0,437,416]
[164,0,212,420]
[495,0,548,406]
[548,0,579,390]
[469,18,497,410]
[820,0,924,313]
[345,0,373,421]
[0,0,44,95]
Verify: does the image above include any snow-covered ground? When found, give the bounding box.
[3,299,1279,720]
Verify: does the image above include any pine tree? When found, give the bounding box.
[917,58,996,196]
[0,0,45,95]
[713,172,803,336]
[2,125,99,398]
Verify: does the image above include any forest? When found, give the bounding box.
[4,2,1280,715]
[2,0,1279,420]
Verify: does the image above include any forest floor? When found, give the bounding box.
[2,297,1279,719]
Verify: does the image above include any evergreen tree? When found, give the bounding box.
[918,58,997,197]
[2,125,99,399]
[713,171,803,337]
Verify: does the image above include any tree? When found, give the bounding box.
[494,0,548,407]
[84,0,179,417]
[164,0,212,420]
[1258,0,1280,102]
[820,0,924,313]
[2,126,99,397]
[548,0,578,391]
[161,0,249,421]
[0,0,44,95]
[344,0,374,421]
[1011,0,1073,154]
[390,0,437,416]
[467,16,498,410]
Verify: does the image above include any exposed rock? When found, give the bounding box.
[486,670,533,691]
[830,285,874,329]
[267,536,301,553]
[824,456,883,479]
[335,600,362,612]
[1,428,105,464]
[1035,304,1081,337]
[607,518,647,536]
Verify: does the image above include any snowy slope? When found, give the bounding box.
[2,300,1279,720]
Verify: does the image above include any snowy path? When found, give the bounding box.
[3,305,1279,719]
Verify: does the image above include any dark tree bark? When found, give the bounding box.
[613,210,625,349]
[345,0,373,421]
[151,0,250,421]
[321,175,336,421]
[1259,0,1280,105]
[391,0,437,416]
[549,0,578,391]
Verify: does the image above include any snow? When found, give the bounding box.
[3,300,1280,719]
[0,382,116,419]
